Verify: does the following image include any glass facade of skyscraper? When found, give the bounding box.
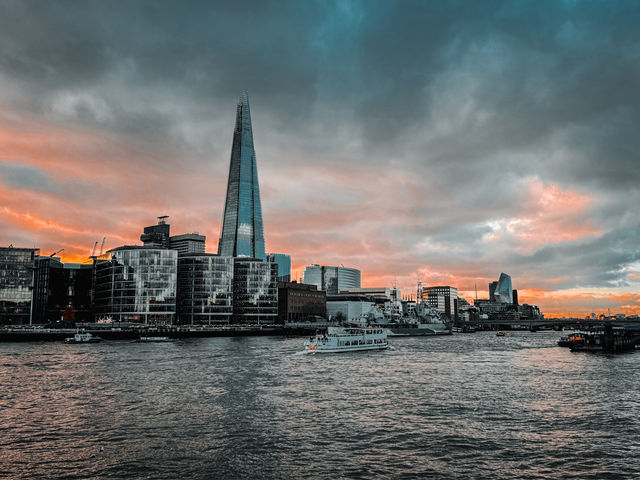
[0,247,38,325]
[494,273,513,303]
[218,92,266,261]
[177,254,234,325]
[232,258,278,324]
[94,246,177,324]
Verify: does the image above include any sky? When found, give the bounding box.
[0,0,639,316]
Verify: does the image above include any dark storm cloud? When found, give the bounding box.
[0,161,59,194]
[1,0,639,297]
[509,222,640,289]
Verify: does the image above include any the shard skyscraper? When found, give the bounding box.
[218,92,266,261]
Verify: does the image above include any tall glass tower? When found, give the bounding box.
[218,92,266,261]
[494,272,513,303]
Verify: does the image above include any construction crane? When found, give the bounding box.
[49,248,64,257]
[90,241,98,258]
[98,237,106,256]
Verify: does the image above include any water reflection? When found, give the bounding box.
[1,332,639,479]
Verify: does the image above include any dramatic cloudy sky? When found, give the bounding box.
[1,0,639,315]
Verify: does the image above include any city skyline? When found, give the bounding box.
[0,1,639,316]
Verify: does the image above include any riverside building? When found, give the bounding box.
[33,257,93,324]
[232,258,278,324]
[0,246,39,325]
[94,246,178,324]
[176,254,234,324]
[277,281,326,323]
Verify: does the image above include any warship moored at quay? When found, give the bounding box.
[361,303,452,336]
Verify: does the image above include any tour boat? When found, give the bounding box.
[304,326,388,353]
[64,332,102,344]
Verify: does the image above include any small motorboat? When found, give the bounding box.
[496,331,507,337]
[137,336,172,342]
[64,332,102,344]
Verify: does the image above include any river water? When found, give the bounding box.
[1,331,639,479]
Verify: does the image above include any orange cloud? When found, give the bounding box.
[484,179,601,253]
[0,105,225,261]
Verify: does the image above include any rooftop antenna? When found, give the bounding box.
[475,282,478,301]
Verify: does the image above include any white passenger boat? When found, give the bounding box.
[304,326,388,353]
[64,332,102,344]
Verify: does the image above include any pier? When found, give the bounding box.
[0,324,320,342]
[471,317,640,332]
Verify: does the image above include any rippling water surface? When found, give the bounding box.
[1,332,639,479]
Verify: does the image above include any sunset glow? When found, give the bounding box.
[1,1,638,319]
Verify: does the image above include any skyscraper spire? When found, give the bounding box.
[218,92,266,260]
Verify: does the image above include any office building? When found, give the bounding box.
[142,217,207,257]
[232,258,278,324]
[475,273,544,322]
[33,257,93,324]
[493,273,513,303]
[218,92,266,261]
[424,286,458,321]
[489,281,498,301]
[176,254,233,324]
[302,265,361,295]
[0,246,39,325]
[33,256,63,323]
[277,281,326,323]
[170,233,206,256]
[94,246,178,324]
[267,253,291,282]
[140,216,171,247]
